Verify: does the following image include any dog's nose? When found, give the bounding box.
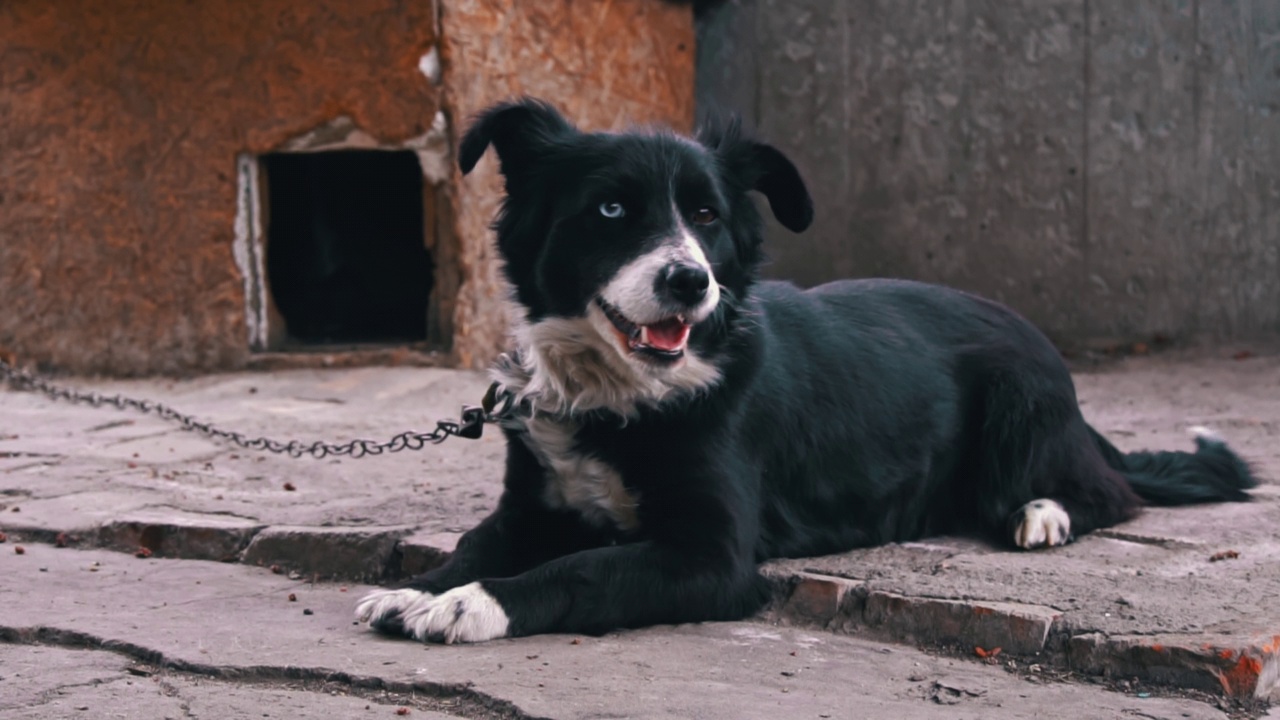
[660,263,710,306]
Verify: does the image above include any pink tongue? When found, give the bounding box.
[643,318,690,351]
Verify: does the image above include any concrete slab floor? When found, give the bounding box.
[0,545,1247,720]
[1,350,1278,716]
[0,643,472,720]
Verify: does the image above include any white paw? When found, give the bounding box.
[1188,425,1223,443]
[355,588,434,626]
[1013,499,1072,549]
[400,582,510,644]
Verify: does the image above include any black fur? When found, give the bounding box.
[377,98,1258,641]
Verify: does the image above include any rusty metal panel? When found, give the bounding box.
[0,0,696,375]
[0,0,442,375]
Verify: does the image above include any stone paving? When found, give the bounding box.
[1,351,1278,717]
[0,545,1244,719]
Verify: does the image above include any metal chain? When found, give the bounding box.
[0,358,517,459]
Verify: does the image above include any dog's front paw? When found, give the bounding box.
[400,582,510,644]
[1012,499,1072,549]
[355,588,435,634]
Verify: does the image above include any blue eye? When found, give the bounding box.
[599,202,625,219]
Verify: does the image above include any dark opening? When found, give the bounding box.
[262,150,432,346]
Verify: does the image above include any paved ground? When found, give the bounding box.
[2,349,1279,718]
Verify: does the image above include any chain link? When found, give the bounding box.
[0,358,516,459]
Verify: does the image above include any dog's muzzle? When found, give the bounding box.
[596,298,691,363]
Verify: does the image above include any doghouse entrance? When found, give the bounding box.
[259,150,433,347]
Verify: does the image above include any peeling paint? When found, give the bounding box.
[271,112,450,185]
[418,46,442,85]
[232,155,268,352]
[403,111,451,185]
[276,116,382,153]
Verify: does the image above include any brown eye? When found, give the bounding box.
[691,207,718,226]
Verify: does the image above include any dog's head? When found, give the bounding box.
[462,98,812,416]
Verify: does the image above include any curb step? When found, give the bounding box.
[4,518,1276,702]
[765,569,1280,701]
[1068,632,1280,699]
[0,516,456,581]
[99,510,264,562]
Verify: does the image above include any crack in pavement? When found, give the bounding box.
[132,503,264,523]
[1,460,63,473]
[0,675,127,713]
[84,420,138,433]
[0,625,544,720]
[1092,529,1201,549]
[99,429,184,446]
[153,675,197,720]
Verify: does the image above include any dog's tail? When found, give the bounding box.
[1089,425,1259,506]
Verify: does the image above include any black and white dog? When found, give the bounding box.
[357,98,1257,644]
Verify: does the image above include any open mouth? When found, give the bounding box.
[595,298,691,363]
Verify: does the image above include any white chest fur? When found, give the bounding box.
[519,415,640,532]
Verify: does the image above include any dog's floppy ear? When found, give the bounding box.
[701,116,814,233]
[745,142,813,233]
[458,97,575,178]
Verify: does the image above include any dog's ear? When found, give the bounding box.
[700,116,814,233]
[744,141,813,233]
[458,98,575,179]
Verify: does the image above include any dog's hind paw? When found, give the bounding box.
[355,588,434,632]
[1012,499,1072,549]
[1187,425,1224,443]
[401,582,510,644]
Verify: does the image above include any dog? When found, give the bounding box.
[356,98,1258,644]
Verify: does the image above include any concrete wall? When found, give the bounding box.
[697,0,1280,348]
